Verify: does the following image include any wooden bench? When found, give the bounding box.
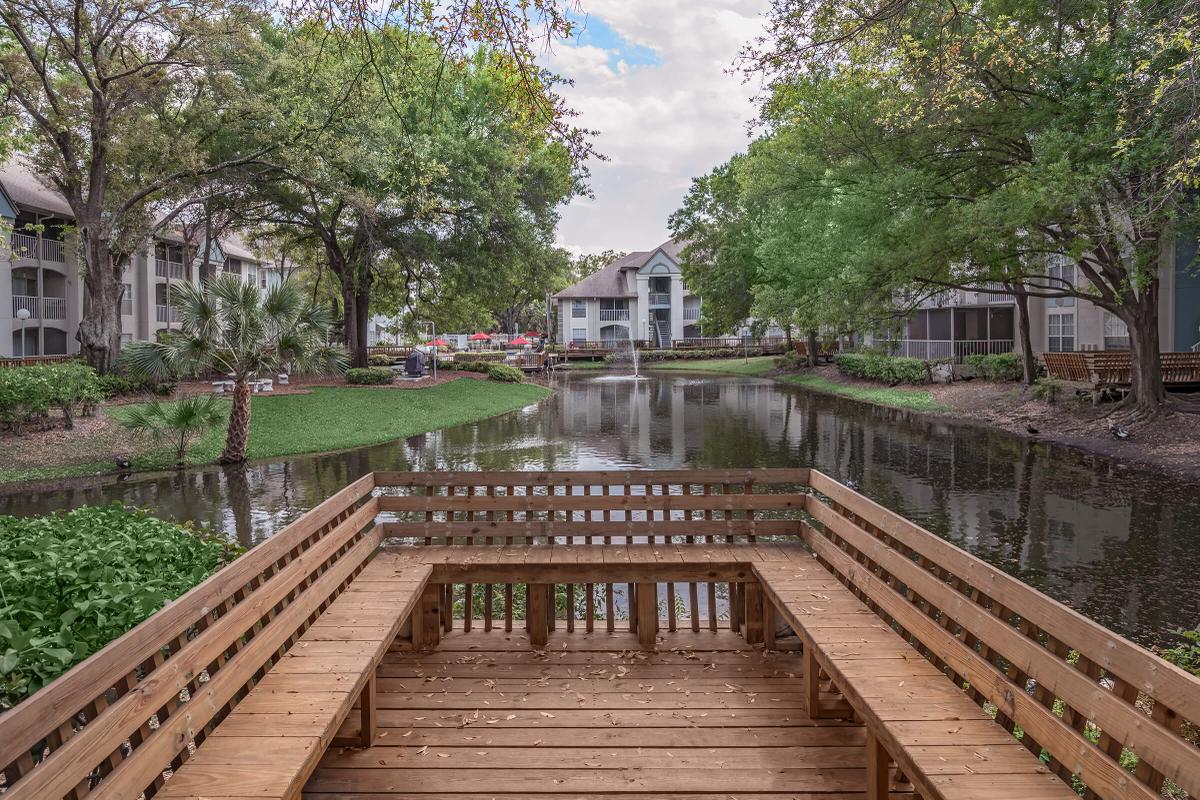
[0,475,387,800]
[755,559,1073,800]
[155,557,430,799]
[753,472,1200,800]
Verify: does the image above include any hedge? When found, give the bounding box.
[345,367,394,385]
[368,354,395,367]
[454,351,506,363]
[0,362,105,433]
[0,504,238,709]
[605,346,771,364]
[965,352,1023,382]
[486,363,524,383]
[834,353,929,384]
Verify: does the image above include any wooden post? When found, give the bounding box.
[636,582,658,650]
[358,672,376,748]
[744,580,764,645]
[763,597,777,650]
[529,583,549,648]
[416,583,441,650]
[803,644,822,719]
[866,729,890,800]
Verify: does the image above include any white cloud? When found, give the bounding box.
[543,0,769,256]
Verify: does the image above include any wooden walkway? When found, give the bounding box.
[304,628,911,799]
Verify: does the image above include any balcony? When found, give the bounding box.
[9,232,65,263]
[598,308,629,321]
[683,305,701,321]
[648,291,670,306]
[155,304,178,323]
[11,294,66,320]
[890,338,1014,361]
[155,258,188,280]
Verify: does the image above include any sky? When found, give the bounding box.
[541,1,770,257]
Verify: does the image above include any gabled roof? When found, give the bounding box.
[0,161,74,217]
[553,239,687,299]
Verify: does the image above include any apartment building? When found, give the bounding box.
[885,237,1200,359]
[553,240,703,348]
[1,163,283,359]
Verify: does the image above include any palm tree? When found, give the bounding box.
[124,274,345,464]
[119,395,227,467]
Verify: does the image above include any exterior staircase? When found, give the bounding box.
[654,318,671,349]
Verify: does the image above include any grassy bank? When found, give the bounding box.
[1,379,550,485]
[647,356,945,411]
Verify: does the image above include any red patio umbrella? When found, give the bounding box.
[468,332,492,341]
[510,336,531,346]
[524,330,541,338]
[426,338,450,347]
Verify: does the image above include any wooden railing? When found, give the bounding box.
[4,468,1198,800]
[0,475,381,800]
[375,468,810,643]
[1042,350,1200,387]
[367,345,415,358]
[0,354,77,369]
[803,471,1200,800]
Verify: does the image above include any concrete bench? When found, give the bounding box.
[156,557,431,799]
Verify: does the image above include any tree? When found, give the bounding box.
[124,275,344,463]
[742,0,1200,413]
[0,0,268,371]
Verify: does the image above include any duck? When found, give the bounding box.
[1026,425,1039,435]
[1108,419,1131,439]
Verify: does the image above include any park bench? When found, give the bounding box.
[753,471,1200,800]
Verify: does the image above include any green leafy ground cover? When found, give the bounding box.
[0,505,237,709]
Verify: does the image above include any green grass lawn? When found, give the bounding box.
[646,356,778,376]
[1,379,549,485]
[777,374,947,412]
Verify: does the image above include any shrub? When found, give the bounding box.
[454,351,505,363]
[119,395,227,466]
[1160,626,1200,677]
[0,504,239,710]
[451,360,492,374]
[99,351,178,398]
[775,350,800,370]
[965,352,1023,382]
[1030,376,1061,404]
[345,367,394,385]
[834,353,928,384]
[486,363,524,383]
[0,362,103,433]
[368,354,394,367]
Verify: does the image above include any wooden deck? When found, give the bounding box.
[305,628,897,799]
[3,468,1197,800]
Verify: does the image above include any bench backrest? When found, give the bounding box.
[374,468,811,543]
[802,470,1200,800]
[0,474,381,800]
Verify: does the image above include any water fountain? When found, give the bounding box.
[592,336,647,382]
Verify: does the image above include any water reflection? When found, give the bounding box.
[3,372,1196,647]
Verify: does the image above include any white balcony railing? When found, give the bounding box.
[155,259,188,280]
[9,232,66,263]
[156,305,179,324]
[648,292,670,306]
[599,308,629,321]
[683,306,701,321]
[12,295,66,320]
[890,338,1015,361]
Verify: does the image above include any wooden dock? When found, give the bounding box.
[2,469,1197,800]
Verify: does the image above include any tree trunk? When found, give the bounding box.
[783,326,793,348]
[1011,287,1037,386]
[805,330,819,368]
[353,288,371,368]
[220,378,253,464]
[75,232,124,373]
[1125,288,1165,413]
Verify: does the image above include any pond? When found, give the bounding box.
[4,371,1197,649]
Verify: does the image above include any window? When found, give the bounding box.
[122,283,133,315]
[1048,312,1075,352]
[120,333,133,347]
[1048,257,1075,307]
[572,300,586,318]
[1103,312,1130,350]
[246,263,257,285]
[223,258,242,276]
[571,327,586,344]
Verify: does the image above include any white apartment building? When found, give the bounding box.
[553,240,703,348]
[1,163,283,359]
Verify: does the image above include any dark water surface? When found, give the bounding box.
[4,371,1197,648]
